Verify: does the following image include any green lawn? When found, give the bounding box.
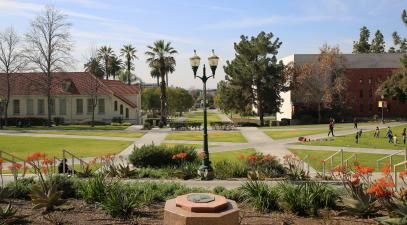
[289,149,406,172]
[299,125,407,150]
[263,129,328,139]
[0,135,133,159]
[160,143,203,148]
[40,131,144,138]
[165,131,247,143]
[5,125,130,131]
[182,111,222,123]
[211,149,256,163]
[260,122,376,130]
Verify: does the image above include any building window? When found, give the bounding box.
[59,98,66,115]
[87,99,94,114]
[76,99,83,114]
[12,99,20,115]
[369,89,373,98]
[114,101,118,111]
[359,90,363,98]
[98,99,105,114]
[37,99,45,115]
[120,104,123,115]
[125,108,129,118]
[27,99,34,115]
[50,99,55,115]
[359,102,364,113]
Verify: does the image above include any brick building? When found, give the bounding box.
[277,53,407,123]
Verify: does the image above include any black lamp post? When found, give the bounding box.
[190,49,219,180]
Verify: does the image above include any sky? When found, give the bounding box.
[0,0,406,89]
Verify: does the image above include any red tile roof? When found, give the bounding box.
[0,72,139,108]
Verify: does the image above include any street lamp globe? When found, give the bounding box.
[189,50,201,77]
[208,49,219,76]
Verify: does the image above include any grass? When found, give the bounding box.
[289,149,406,172]
[165,131,247,143]
[160,143,203,148]
[211,149,256,163]
[39,131,144,138]
[4,124,130,131]
[263,129,328,139]
[260,122,376,129]
[182,111,222,123]
[299,125,407,150]
[0,135,133,159]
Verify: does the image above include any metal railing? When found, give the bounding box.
[62,149,89,175]
[301,155,310,173]
[344,153,357,169]
[394,160,407,187]
[376,149,407,172]
[322,149,344,178]
[0,150,28,177]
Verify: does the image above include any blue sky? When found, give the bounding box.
[0,0,406,88]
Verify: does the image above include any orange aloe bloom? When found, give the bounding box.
[239,154,245,160]
[26,152,47,162]
[41,166,48,174]
[8,162,22,171]
[247,155,257,162]
[0,158,3,163]
[399,170,407,178]
[367,177,394,198]
[381,164,391,174]
[355,165,374,174]
[310,156,317,161]
[41,158,54,166]
[177,152,187,159]
[263,155,275,161]
[332,165,346,173]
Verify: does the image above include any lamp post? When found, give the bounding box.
[190,49,219,180]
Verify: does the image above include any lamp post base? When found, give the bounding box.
[198,165,214,180]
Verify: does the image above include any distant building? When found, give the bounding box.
[0,72,142,124]
[142,82,159,89]
[277,53,407,122]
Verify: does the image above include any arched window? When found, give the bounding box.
[125,108,129,118]
[114,101,118,111]
[120,104,123,115]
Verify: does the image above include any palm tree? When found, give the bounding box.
[97,46,114,80]
[108,55,123,80]
[150,67,160,86]
[84,56,104,79]
[120,44,138,85]
[145,40,177,127]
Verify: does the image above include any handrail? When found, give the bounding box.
[0,150,28,177]
[62,149,89,175]
[393,160,407,187]
[302,155,310,173]
[376,149,407,171]
[344,154,357,169]
[322,149,344,179]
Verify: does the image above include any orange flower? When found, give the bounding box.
[239,154,245,160]
[355,165,374,174]
[381,164,391,174]
[332,165,346,173]
[351,177,360,185]
[41,166,48,174]
[367,177,394,198]
[0,158,3,163]
[320,160,325,164]
[247,155,257,162]
[8,162,22,171]
[177,152,187,159]
[310,156,317,161]
[263,155,275,161]
[26,152,47,162]
[399,170,407,178]
[41,158,54,166]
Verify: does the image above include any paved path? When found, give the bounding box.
[288,144,407,155]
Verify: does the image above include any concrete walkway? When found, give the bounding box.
[288,144,407,155]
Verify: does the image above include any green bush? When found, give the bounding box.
[78,174,109,203]
[129,144,198,168]
[278,181,337,216]
[240,181,279,212]
[214,160,248,179]
[213,186,243,202]
[6,177,36,199]
[134,168,171,179]
[46,175,77,199]
[101,184,139,219]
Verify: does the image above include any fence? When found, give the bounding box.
[321,149,344,178]
[0,150,28,177]
[376,149,407,172]
[62,149,89,175]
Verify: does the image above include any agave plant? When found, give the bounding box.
[0,203,18,224]
[77,164,94,178]
[29,184,66,212]
[116,163,136,178]
[240,180,279,212]
[375,198,407,224]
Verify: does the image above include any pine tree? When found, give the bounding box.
[353,26,371,53]
[370,30,386,53]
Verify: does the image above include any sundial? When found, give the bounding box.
[187,194,215,203]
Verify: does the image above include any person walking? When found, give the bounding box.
[353,117,358,129]
[402,128,406,144]
[374,126,380,138]
[328,121,334,137]
[355,131,359,144]
[387,127,394,144]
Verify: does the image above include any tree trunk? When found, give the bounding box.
[166,72,168,87]
[156,76,159,86]
[127,61,131,85]
[318,103,321,124]
[47,72,52,127]
[159,74,167,127]
[258,104,264,127]
[5,73,10,126]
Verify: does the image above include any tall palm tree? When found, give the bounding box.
[84,56,104,79]
[120,44,138,85]
[150,67,160,86]
[145,40,177,127]
[108,55,123,80]
[97,46,114,80]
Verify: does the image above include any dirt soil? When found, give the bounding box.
[2,199,378,225]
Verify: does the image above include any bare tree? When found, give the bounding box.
[24,6,73,126]
[0,27,25,126]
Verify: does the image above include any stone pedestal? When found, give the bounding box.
[164,193,239,225]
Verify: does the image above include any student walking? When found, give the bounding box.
[353,117,358,129]
[402,128,406,144]
[328,122,334,137]
[387,127,394,144]
[374,126,380,138]
[355,132,359,144]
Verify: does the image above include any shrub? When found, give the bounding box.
[213,186,243,202]
[129,144,197,168]
[240,181,279,212]
[29,183,66,212]
[283,154,309,180]
[134,168,171,179]
[0,203,19,224]
[101,184,139,219]
[278,181,337,216]
[6,177,36,199]
[214,160,248,179]
[246,153,286,179]
[112,117,123,123]
[53,117,65,126]
[46,175,77,199]
[5,117,48,127]
[78,174,109,203]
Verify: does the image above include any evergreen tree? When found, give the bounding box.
[353,26,371,53]
[222,31,287,126]
[370,30,386,53]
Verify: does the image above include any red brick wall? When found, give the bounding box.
[345,68,407,118]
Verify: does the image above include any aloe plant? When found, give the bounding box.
[29,184,66,212]
[0,203,18,225]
